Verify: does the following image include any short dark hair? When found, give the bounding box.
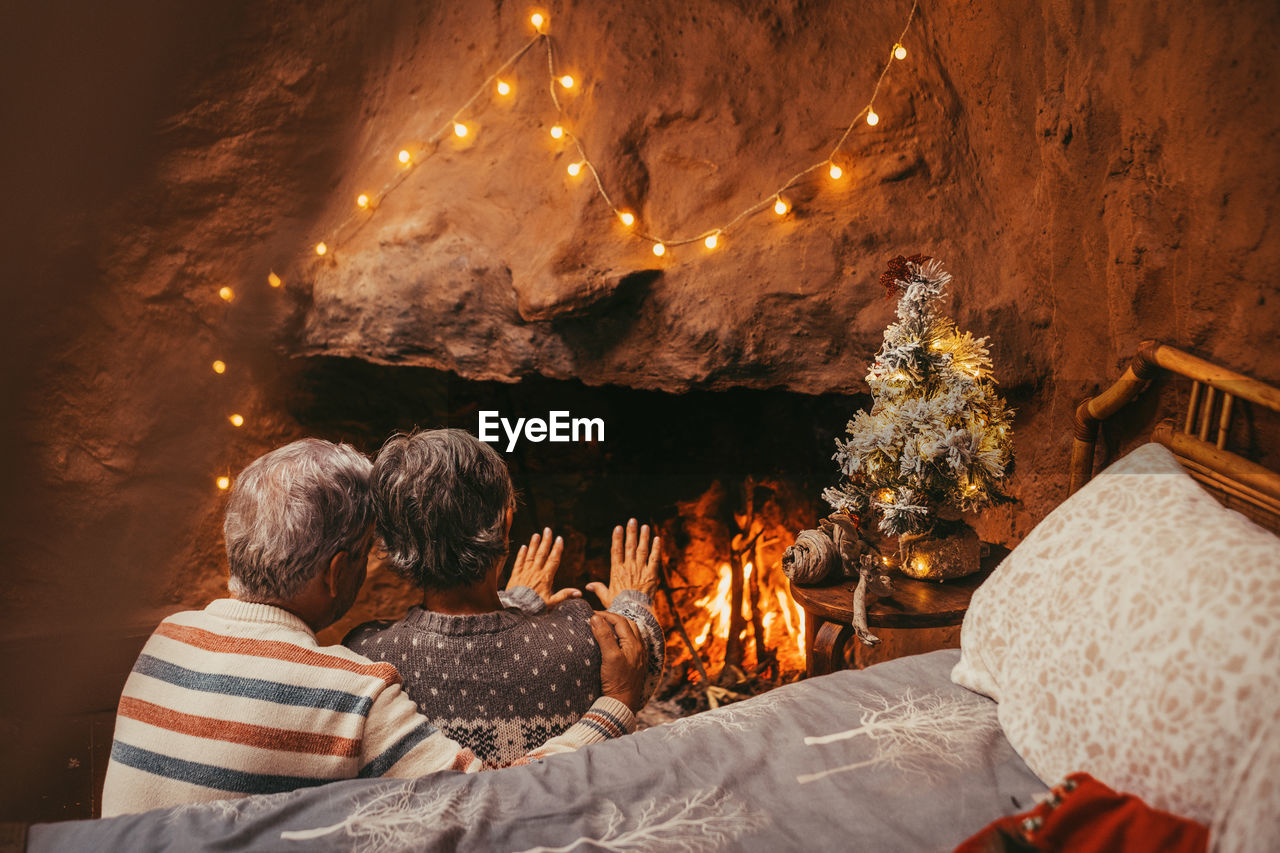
[224,438,373,601]
[373,428,514,589]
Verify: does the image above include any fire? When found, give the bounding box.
[693,563,734,647]
[689,558,806,669]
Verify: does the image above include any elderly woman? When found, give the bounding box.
[345,428,664,766]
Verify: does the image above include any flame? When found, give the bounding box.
[694,563,734,647]
[687,553,809,671]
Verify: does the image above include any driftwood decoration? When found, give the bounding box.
[781,528,839,583]
[783,514,893,648]
[851,555,895,646]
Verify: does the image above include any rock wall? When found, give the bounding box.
[2,0,1278,817]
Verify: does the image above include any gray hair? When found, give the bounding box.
[224,438,374,601]
[373,428,513,590]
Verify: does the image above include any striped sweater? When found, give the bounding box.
[101,599,635,817]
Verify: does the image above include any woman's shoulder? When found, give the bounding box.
[342,616,405,651]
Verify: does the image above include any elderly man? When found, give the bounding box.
[344,428,664,766]
[101,438,646,817]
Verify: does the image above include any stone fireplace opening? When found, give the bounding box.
[283,356,864,712]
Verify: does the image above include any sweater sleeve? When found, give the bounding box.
[500,696,637,767]
[607,590,666,708]
[360,682,483,777]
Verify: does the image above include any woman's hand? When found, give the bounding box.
[508,528,580,607]
[587,518,660,608]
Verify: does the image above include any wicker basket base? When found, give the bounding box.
[898,521,982,581]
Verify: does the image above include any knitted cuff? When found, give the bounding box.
[498,585,546,614]
[575,696,637,742]
[609,589,653,609]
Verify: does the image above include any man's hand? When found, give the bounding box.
[508,528,580,607]
[586,518,660,608]
[591,611,646,712]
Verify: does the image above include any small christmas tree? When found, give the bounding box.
[823,256,1014,539]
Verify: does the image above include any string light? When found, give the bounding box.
[228,414,245,427]
[704,233,719,250]
[549,124,564,139]
[218,286,234,302]
[652,242,666,256]
[217,476,231,491]
[212,360,227,374]
[268,271,283,288]
[296,1,920,267]
[618,211,635,227]
[356,193,370,209]
[315,242,327,256]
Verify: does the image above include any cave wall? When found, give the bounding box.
[2,0,1278,819]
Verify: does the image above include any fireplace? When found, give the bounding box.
[284,356,863,713]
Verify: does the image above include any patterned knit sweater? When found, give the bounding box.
[345,587,664,766]
[101,599,636,817]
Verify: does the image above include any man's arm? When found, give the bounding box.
[365,614,645,777]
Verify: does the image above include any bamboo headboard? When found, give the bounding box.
[1070,340,1280,534]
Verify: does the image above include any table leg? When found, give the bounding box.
[809,621,855,677]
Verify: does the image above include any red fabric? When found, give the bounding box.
[953,773,1208,853]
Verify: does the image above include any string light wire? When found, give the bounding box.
[309,1,919,257]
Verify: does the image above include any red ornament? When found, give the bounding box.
[879,253,932,298]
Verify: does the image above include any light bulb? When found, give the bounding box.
[773,197,789,216]
[229,414,245,428]
[894,44,907,60]
[567,161,582,176]
[496,80,511,96]
[217,476,231,491]
[398,149,411,164]
[559,75,575,89]
[829,163,844,179]
[356,193,370,209]
[212,360,227,374]
[530,12,545,30]
[267,272,283,288]
[218,286,234,302]
[652,243,666,256]
[549,124,564,139]
[453,122,468,138]
[315,242,328,256]
[619,212,635,227]
[867,110,880,126]
[704,233,719,249]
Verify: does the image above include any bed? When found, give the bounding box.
[21,341,1280,853]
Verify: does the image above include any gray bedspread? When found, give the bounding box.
[28,649,1047,852]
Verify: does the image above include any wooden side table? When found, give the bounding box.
[790,545,1009,677]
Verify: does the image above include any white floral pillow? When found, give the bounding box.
[952,442,1280,830]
